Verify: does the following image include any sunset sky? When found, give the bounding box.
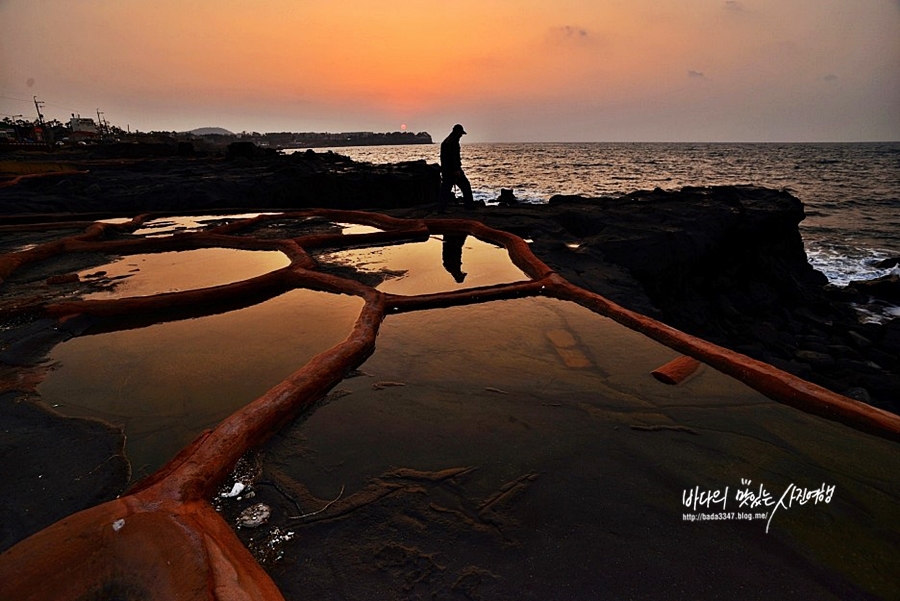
[2,0,898,142]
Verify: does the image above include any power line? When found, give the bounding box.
[0,93,35,104]
[1,94,92,119]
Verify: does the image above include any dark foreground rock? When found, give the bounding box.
[0,147,440,216]
[0,391,130,551]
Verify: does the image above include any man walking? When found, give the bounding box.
[439,124,474,212]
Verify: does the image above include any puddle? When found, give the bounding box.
[38,289,364,478]
[338,222,383,235]
[78,248,291,299]
[132,213,281,237]
[317,235,528,295]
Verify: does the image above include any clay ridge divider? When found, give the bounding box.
[385,279,549,313]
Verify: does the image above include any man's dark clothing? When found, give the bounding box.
[439,131,473,211]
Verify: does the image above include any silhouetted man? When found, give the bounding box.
[439,124,474,212]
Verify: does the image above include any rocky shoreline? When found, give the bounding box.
[2,145,897,415]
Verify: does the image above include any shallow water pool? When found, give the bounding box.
[38,288,364,478]
[78,248,291,300]
[317,234,528,295]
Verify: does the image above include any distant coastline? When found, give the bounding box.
[187,129,432,150]
[0,117,433,153]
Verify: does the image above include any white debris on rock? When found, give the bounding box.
[221,482,246,498]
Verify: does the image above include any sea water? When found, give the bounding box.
[289,142,900,289]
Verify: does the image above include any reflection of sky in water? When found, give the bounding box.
[317,235,528,295]
[79,248,290,299]
[38,289,364,479]
[338,222,382,235]
[132,213,282,237]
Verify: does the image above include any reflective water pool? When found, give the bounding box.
[78,248,291,300]
[131,213,282,237]
[38,289,364,478]
[317,235,528,295]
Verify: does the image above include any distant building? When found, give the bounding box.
[69,116,98,133]
[68,115,99,142]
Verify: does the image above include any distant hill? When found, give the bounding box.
[188,127,234,136]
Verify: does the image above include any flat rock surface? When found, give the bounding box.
[0,391,129,551]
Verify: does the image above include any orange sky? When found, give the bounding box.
[1,0,898,141]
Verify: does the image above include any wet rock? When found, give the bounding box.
[848,274,900,303]
[45,273,79,285]
[874,257,900,269]
[880,320,900,354]
[836,359,883,375]
[827,345,861,360]
[795,350,836,368]
[496,189,518,206]
[0,392,130,552]
[844,387,872,403]
[237,503,271,528]
[845,330,873,350]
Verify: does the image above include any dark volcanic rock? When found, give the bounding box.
[848,274,900,303]
[874,256,900,269]
[0,147,440,215]
[0,391,130,552]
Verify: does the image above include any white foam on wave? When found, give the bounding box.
[805,247,895,287]
[807,246,900,324]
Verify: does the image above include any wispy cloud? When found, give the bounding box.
[688,70,705,78]
[823,74,838,82]
[724,1,744,12]
[548,25,589,42]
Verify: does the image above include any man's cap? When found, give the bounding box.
[452,124,467,135]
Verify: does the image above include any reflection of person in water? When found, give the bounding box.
[441,234,467,283]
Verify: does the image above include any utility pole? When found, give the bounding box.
[10,115,23,142]
[96,109,105,136]
[33,96,45,125]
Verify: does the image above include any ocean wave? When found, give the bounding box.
[805,246,896,287]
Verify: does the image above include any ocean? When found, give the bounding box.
[289,142,900,290]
